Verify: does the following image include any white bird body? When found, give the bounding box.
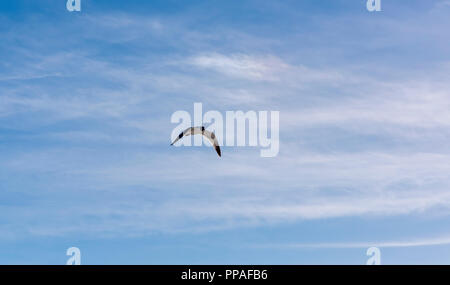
[171,126,221,157]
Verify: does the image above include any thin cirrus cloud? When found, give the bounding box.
[186,53,287,81]
[259,235,450,249]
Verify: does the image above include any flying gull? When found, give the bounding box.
[171,126,221,157]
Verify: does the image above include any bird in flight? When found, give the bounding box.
[171,126,221,157]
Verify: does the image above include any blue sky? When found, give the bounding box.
[1,0,450,264]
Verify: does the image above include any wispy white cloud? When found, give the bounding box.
[185,52,346,85]
[260,235,450,249]
[2,144,450,238]
[187,53,287,81]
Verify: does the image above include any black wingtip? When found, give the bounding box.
[215,146,221,157]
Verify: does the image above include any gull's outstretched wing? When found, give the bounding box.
[202,129,221,157]
[170,126,200,145]
[171,126,221,157]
